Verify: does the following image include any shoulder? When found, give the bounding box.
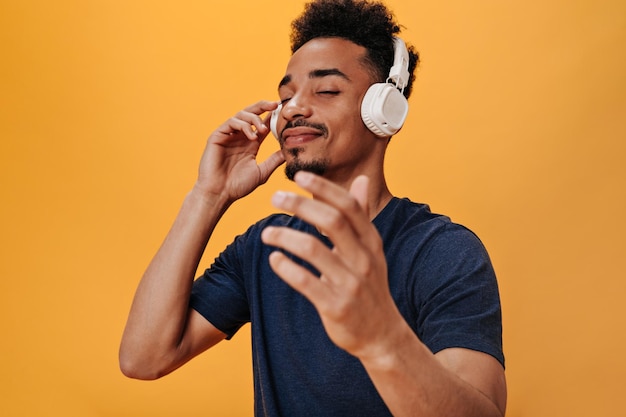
[380,198,496,292]
[224,213,307,254]
[377,197,485,254]
[237,213,296,239]
[375,197,451,236]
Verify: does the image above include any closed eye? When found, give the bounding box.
[318,91,340,96]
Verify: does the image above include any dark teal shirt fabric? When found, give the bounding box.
[190,197,504,416]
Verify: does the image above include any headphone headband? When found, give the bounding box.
[388,37,410,93]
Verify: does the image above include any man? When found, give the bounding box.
[120,0,507,416]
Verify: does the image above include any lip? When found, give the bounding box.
[281,126,324,147]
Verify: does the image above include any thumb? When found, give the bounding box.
[258,150,286,184]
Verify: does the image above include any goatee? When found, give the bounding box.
[285,158,329,181]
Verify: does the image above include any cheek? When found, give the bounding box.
[348,113,375,139]
[324,106,367,134]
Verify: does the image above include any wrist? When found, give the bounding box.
[357,319,422,372]
[189,181,232,206]
[188,183,232,215]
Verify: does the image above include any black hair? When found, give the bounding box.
[290,0,420,98]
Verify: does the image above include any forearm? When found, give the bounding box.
[360,319,505,417]
[119,186,230,377]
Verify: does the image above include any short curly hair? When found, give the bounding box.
[290,0,420,98]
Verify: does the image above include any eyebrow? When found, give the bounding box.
[278,68,351,89]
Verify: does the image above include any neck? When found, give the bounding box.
[324,168,393,221]
[365,175,393,221]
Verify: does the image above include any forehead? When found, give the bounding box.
[282,38,371,84]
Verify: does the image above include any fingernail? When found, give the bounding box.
[261,226,274,241]
[271,191,288,206]
[295,171,313,185]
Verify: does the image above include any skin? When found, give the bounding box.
[119,37,507,416]
[275,39,391,193]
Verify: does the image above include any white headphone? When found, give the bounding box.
[271,37,410,139]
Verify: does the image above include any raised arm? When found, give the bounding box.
[261,172,506,416]
[119,101,284,380]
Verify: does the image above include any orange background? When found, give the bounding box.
[1,0,625,416]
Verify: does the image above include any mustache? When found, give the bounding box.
[280,119,328,140]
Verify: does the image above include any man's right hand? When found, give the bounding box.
[194,100,285,204]
[119,100,284,380]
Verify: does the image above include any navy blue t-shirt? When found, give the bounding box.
[190,197,504,416]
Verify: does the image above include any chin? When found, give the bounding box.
[284,158,329,181]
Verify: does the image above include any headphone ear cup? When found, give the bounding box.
[361,83,409,137]
[270,105,281,139]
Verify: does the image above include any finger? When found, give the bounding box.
[293,172,377,247]
[242,100,279,115]
[269,191,373,267]
[256,101,281,144]
[262,226,348,289]
[231,113,267,140]
[349,175,370,218]
[220,101,279,140]
[266,250,331,306]
[243,100,279,133]
[270,190,356,241]
[257,150,285,184]
[262,225,346,272]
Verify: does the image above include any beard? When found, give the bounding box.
[279,119,330,181]
[284,151,329,181]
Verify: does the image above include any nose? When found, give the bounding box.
[281,95,313,122]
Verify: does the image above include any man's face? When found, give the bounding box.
[275,37,378,181]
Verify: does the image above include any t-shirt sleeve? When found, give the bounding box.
[189,231,251,340]
[415,224,505,367]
